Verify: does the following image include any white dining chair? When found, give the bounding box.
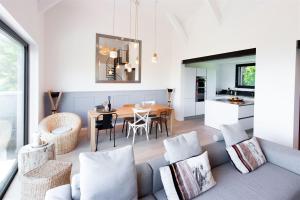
[127,108,150,144]
[141,100,160,131]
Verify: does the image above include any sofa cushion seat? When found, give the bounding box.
[139,194,156,200]
[155,162,300,200]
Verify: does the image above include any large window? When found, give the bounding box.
[0,20,28,198]
[235,63,255,89]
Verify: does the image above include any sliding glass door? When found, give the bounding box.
[0,20,28,198]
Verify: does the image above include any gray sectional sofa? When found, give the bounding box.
[45,138,300,200]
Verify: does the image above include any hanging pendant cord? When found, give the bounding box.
[113,0,116,36]
[154,0,157,52]
[135,0,139,41]
[130,0,132,38]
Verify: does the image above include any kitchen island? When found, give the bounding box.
[205,98,254,130]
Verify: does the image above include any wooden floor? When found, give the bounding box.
[4,118,219,199]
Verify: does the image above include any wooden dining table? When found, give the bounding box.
[87,104,174,152]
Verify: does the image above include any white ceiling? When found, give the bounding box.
[38,0,207,22]
[159,0,205,22]
[37,0,64,13]
[37,0,234,37]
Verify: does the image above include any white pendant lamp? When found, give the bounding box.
[152,0,158,63]
[110,49,118,58]
[152,53,157,63]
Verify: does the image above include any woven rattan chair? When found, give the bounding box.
[39,112,82,155]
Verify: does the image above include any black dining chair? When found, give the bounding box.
[149,109,169,139]
[121,104,135,135]
[95,112,118,150]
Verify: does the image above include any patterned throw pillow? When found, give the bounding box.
[160,151,216,200]
[226,137,267,174]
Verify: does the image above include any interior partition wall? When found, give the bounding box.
[0,19,29,198]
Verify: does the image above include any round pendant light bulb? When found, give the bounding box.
[152,53,158,63]
[116,64,120,69]
[110,49,118,58]
[108,70,113,75]
[127,67,132,72]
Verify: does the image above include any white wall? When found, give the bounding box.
[43,0,173,92]
[0,0,44,142]
[216,63,235,91]
[172,0,300,148]
[216,62,256,91]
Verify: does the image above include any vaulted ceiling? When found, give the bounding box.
[37,0,64,13]
[36,0,241,41]
[37,0,207,23]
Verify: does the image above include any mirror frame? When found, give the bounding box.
[95,33,142,83]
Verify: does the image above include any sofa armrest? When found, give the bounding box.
[258,138,300,175]
[45,184,72,200]
[147,156,169,194]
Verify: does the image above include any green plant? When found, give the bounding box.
[242,66,255,86]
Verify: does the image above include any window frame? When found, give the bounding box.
[235,63,255,89]
[0,19,29,199]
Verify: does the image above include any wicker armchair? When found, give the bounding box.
[39,113,82,155]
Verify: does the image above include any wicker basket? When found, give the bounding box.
[21,160,72,200]
[39,112,82,155]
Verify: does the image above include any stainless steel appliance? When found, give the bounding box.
[196,76,206,102]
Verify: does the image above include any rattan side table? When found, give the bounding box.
[21,160,72,200]
[18,142,55,175]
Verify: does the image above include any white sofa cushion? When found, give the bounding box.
[163,131,202,164]
[220,123,249,147]
[79,145,138,200]
[51,126,72,135]
[160,151,216,200]
[45,184,72,200]
[227,137,267,174]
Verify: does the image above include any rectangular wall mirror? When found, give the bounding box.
[95,33,141,83]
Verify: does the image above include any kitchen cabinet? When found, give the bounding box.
[205,99,254,130]
[183,67,207,117]
[196,102,205,115]
[206,67,216,99]
[183,68,196,99]
[197,68,206,77]
[183,67,196,117]
[184,99,196,117]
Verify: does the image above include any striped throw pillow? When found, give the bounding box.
[226,137,266,174]
[160,151,216,200]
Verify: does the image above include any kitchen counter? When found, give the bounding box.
[205,99,254,130]
[215,94,254,100]
[214,98,254,106]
